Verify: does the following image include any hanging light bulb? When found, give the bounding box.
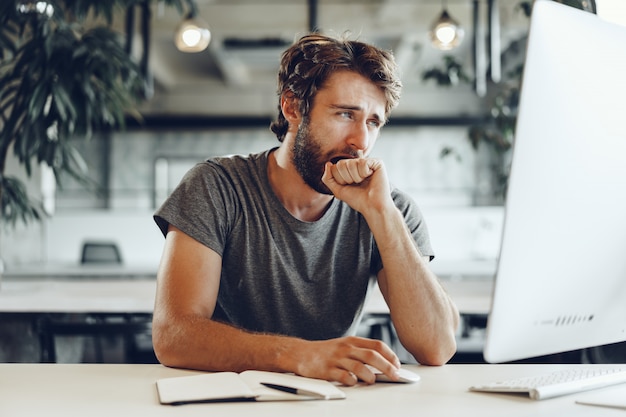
[429,2,464,51]
[174,13,211,53]
[16,1,54,18]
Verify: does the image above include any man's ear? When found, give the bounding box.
[280,92,301,123]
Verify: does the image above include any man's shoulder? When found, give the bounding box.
[201,149,271,172]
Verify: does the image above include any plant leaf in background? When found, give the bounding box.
[435,0,595,204]
[0,0,187,228]
[422,55,472,87]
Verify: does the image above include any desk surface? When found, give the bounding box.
[0,363,624,416]
[3,263,157,278]
[0,277,492,315]
[0,279,157,313]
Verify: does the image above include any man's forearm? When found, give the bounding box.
[365,204,460,365]
[152,314,298,373]
[152,314,403,385]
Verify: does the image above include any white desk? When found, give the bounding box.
[1,257,494,315]
[0,276,492,363]
[0,263,157,313]
[1,363,624,416]
[0,279,156,313]
[0,277,492,315]
[0,278,157,363]
[2,263,157,279]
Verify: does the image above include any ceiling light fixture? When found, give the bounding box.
[16,1,54,18]
[174,1,211,53]
[429,0,464,51]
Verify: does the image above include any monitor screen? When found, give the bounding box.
[482,0,626,363]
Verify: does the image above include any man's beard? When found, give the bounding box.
[291,117,334,195]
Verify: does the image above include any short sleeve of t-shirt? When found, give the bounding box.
[154,157,249,256]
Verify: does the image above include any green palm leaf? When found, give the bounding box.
[0,0,190,225]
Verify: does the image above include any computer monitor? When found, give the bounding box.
[482,0,626,363]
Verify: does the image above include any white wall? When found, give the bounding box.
[43,210,164,267]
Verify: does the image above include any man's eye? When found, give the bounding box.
[368,120,381,128]
[339,111,353,119]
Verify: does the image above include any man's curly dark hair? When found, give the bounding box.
[270,33,402,142]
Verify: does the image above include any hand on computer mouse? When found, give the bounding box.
[365,365,421,383]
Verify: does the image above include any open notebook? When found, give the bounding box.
[156,370,346,405]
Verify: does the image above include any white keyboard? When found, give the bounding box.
[469,367,626,400]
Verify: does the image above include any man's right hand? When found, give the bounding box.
[285,336,402,385]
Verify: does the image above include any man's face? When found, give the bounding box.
[290,70,387,194]
[291,117,355,194]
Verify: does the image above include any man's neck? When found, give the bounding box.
[268,147,333,222]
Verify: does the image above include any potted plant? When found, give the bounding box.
[0,0,189,228]
[0,0,193,362]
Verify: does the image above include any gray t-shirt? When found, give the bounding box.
[154,149,433,340]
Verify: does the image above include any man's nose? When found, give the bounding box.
[346,122,369,151]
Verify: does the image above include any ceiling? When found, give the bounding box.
[126,0,530,119]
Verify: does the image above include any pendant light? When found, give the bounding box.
[429,0,464,51]
[174,0,211,53]
[15,1,54,18]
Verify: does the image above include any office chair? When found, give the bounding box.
[80,241,123,264]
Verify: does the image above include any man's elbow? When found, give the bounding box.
[405,334,457,366]
[417,344,457,366]
[151,319,186,369]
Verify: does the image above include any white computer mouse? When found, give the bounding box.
[366,365,421,383]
